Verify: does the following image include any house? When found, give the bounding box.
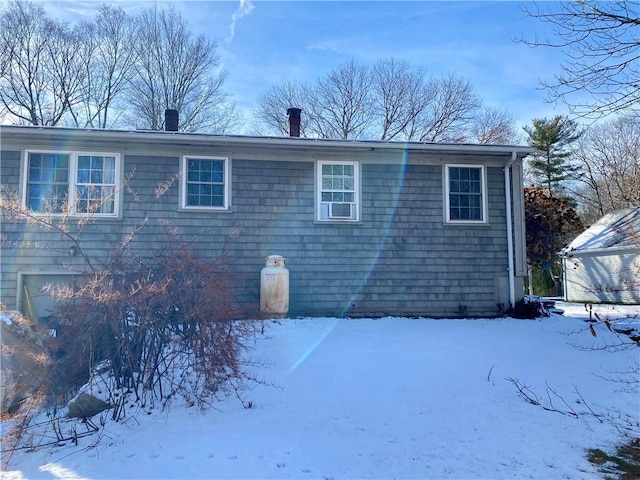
[0,110,533,319]
[561,207,640,304]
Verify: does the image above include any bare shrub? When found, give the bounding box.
[48,241,261,410]
[0,390,49,469]
[0,306,54,468]
[1,239,262,465]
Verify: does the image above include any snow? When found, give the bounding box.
[562,207,640,252]
[3,303,639,480]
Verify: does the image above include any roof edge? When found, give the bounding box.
[561,245,640,257]
[0,124,535,156]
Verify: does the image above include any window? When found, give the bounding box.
[445,165,487,223]
[76,155,116,214]
[181,156,230,210]
[316,161,359,221]
[24,151,120,216]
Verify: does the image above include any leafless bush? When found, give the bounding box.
[1,389,46,469]
[575,303,640,397]
[47,242,261,409]
[0,305,56,467]
[581,303,639,350]
[1,240,262,465]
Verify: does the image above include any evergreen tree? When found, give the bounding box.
[524,115,581,192]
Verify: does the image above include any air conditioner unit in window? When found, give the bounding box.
[329,202,353,219]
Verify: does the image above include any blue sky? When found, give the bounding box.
[26,1,573,135]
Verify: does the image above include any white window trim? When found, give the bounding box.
[21,150,122,217]
[444,164,488,224]
[180,156,231,211]
[315,160,361,222]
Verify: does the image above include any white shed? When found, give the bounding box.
[561,207,640,304]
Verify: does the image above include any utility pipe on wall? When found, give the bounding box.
[504,151,517,309]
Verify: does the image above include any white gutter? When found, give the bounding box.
[561,245,639,257]
[504,151,517,309]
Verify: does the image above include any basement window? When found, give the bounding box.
[445,165,487,223]
[181,156,230,210]
[316,161,360,222]
[23,151,121,216]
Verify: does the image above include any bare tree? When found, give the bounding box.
[404,73,481,142]
[69,5,136,129]
[0,1,241,132]
[126,4,241,132]
[0,0,76,125]
[44,21,86,126]
[306,59,374,139]
[371,57,427,140]
[251,61,509,144]
[523,1,640,118]
[470,106,520,144]
[572,115,640,222]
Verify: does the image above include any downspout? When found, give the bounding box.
[504,151,517,309]
[560,251,569,301]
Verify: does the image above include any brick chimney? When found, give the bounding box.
[165,109,179,132]
[287,107,302,137]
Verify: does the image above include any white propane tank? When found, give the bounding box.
[260,255,289,317]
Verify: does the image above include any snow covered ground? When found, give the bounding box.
[3,302,639,479]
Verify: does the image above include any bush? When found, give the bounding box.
[512,296,549,319]
[48,244,261,411]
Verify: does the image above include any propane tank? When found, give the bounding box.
[260,255,289,317]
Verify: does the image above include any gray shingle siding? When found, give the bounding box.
[1,130,528,318]
[1,150,21,308]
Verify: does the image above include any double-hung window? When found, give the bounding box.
[445,165,487,223]
[316,161,359,221]
[24,151,120,216]
[76,155,117,214]
[181,156,230,210]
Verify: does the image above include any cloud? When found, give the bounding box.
[307,40,344,54]
[226,0,254,45]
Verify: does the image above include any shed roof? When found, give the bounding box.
[562,207,640,255]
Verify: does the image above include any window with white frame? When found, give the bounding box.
[181,156,230,210]
[24,151,120,216]
[445,165,487,223]
[317,161,359,221]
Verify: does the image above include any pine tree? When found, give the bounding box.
[524,115,581,192]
